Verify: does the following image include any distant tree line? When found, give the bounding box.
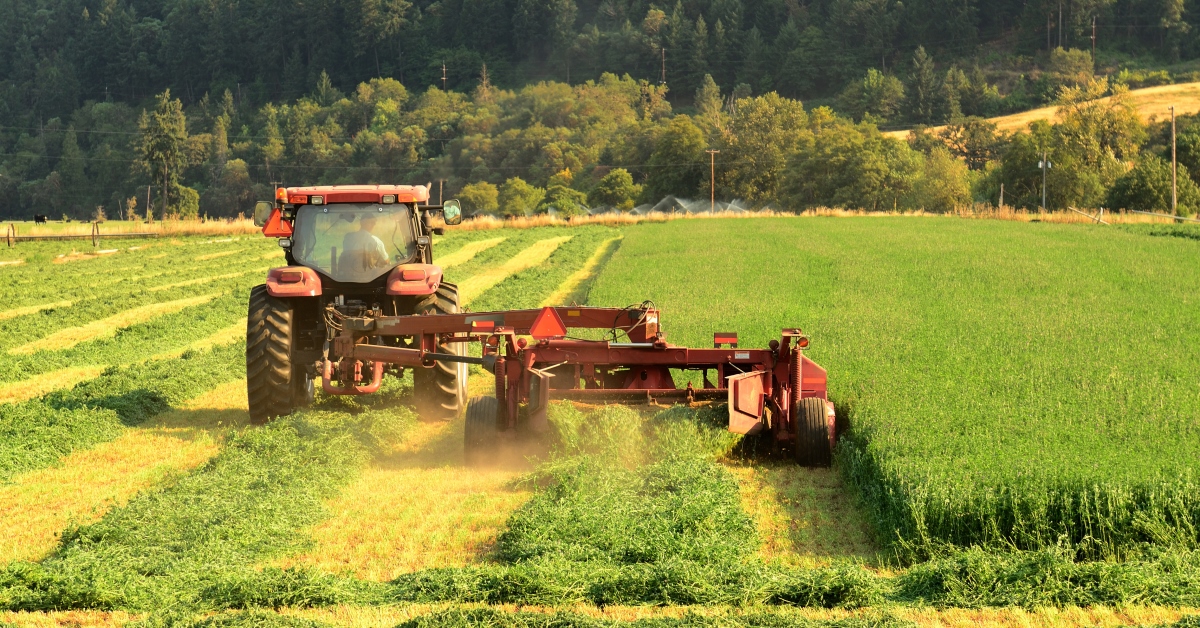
[3,68,1195,220]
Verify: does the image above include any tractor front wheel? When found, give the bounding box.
[463,396,500,466]
[793,396,833,467]
[246,285,313,424]
[410,283,468,421]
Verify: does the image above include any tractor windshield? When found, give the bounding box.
[292,204,418,283]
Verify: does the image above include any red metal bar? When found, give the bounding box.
[372,306,659,340]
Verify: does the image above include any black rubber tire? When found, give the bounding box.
[464,396,500,466]
[412,283,467,421]
[794,396,833,467]
[246,284,312,424]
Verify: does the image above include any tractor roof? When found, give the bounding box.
[284,184,430,204]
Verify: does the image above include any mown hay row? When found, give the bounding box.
[9,294,219,355]
[437,237,506,269]
[0,300,72,322]
[276,420,533,580]
[0,366,106,405]
[540,236,622,306]
[456,237,572,305]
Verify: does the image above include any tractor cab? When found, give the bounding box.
[253,185,462,286]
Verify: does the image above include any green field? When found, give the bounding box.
[590,218,1200,560]
[2,219,1200,627]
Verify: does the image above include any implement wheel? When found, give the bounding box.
[794,397,833,467]
[464,396,500,466]
[246,285,313,425]
[410,283,468,421]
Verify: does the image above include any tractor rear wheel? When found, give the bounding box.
[794,397,833,467]
[246,285,313,424]
[410,283,468,421]
[463,396,500,466]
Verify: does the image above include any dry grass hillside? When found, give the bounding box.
[883,81,1200,139]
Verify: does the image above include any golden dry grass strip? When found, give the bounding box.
[10,218,259,238]
[0,610,140,627]
[194,249,240,261]
[0,365,107,405]
[541,236,623,306]
[0,379,246,564]
[0,259,24,267]
[0,299,73,322]
[285,604,1199,628]
[727,464,879,568]
[456,236,573,305]
[275,418,532,580]
[9,293,219,355]
[437,237,506,269]
[881,80,1200,139]
[147,267,269,293]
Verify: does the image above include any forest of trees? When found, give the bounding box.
[3,0,1200,218]
[4,67,1198,220]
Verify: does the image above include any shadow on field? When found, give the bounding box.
[724,396,881,566]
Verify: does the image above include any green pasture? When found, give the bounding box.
[590,217,1200,560]
[4,220,1200,626]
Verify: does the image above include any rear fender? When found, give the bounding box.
[266,266,322,297]
[386,263,443,296]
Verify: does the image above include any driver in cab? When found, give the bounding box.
[340,213,389,271]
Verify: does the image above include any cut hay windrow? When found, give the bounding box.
[0,260,23,268]
[0,300,73,322]
[466,229,617,312]
[541,236,623,306]
[0,376,247,565]
[0,389,418,613]
[195,250,241,261]
[0,342,245,481]
[0,366,106,405]
[147,268,268,293]
[456,236,573,305]
[0,424,222,564]
[276,420,533,580]
[436,237,506,269]
[0,290,250,385]
[9,293,220,355]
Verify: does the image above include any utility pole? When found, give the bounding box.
[999,183,1004,208]
[439,180,444,205]
[706,149,720,213]
[1058,2,1063,48]
[1047,14,1053,51]
[1172,105,1178,215]
[1040,152,1052,210]
[1091,16,1097,72]
[146,185,152,222]
[441,62,447,91]
[660,48,667,85]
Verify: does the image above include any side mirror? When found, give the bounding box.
[253,201,275,227]
[442,199,462,226]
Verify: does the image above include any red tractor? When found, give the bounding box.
[248,184,837,466]
[246,185,467,423]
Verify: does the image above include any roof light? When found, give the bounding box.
[310,195,324,205]
[400,269,426,281]
[382,194,396,204]
[290,195,308,204]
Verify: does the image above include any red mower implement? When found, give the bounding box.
[246,185,836,466]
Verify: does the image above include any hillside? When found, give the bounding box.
[883,81,1200,138]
